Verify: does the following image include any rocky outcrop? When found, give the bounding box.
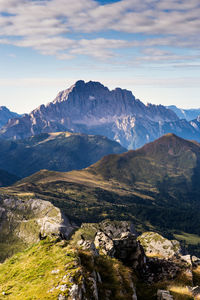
[94,231,145,270]
[75,220,145,272]
[157,289,173,300]
[1,80,199,149]
[0,197,75,261]
[138,232,180,258]
[77,239,99,256]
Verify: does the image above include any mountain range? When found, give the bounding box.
[0,106,20,129]
[0,169,19,187]
[0,80,199,149]
[0,131,125,179]
[168,105,200,121]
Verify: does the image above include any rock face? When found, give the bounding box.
[190,115,200,132]
[75,220,145,271]
[138,232,180,258]
[0,106,20,129]
[1,80,199,149]
[94,231,145,270]
[0,197,75,261]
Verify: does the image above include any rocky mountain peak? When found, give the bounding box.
[0,80,199,149]
[52,80,109,105]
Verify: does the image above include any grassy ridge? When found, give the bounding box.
[0,238,134,300]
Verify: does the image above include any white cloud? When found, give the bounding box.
[0,0,200,63]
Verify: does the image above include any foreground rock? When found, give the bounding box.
[74,220,146,272]
[94,230,145,270]
[157,289,173,300]
[0,197,75,261]
[138,232,180,258]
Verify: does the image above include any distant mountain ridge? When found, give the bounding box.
[167,105,200,121]
[0,169,19,187]
[0,80,200,148]
[0,106,20,129]
[0,131,126,178]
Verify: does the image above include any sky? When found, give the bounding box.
[0,0,200,114]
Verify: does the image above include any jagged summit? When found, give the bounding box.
[0,80,199,148]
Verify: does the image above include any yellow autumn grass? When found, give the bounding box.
[169,285,193,299]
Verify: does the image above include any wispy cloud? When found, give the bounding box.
[0,0,200,64]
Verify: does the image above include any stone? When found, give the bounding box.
[69,284,82,300]
[77,239,99,256]
[192,256,200,266]
[138,232,180,259]
[94,221,145,271]
[58,295,66,300]
[180,255,192,266]
[157,289,173,300]
[94,231,114,256]
[59,285,67,292]
[51,269,60,274]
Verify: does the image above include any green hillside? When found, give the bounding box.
[0,132,126,178]
[0,237,134,300]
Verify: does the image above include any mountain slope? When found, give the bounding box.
[168,105,200,121]
[0,106,20,129]
[90,133,200,189]
[0,169,19,187]
[2,80,198,149]
[2,134,200,255]
[0,131,126,178]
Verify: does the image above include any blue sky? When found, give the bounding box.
[0,0,200,113]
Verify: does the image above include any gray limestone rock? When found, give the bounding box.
[94,221,145,270]
[1,80,198,149]
[138,232,180,259]
[0,197,76,260]
[157,290,173,300]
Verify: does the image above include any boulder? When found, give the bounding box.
[0,197,76,260]
[138,232,180,258]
